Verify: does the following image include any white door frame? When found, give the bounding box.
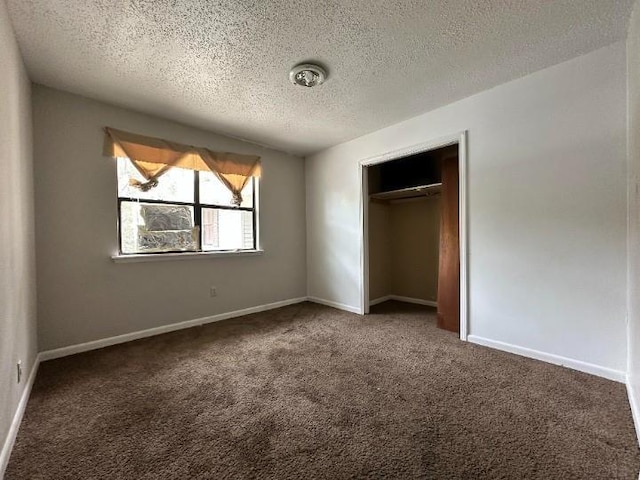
[359,131,469,341]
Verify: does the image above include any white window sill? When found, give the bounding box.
[111,249,264,263]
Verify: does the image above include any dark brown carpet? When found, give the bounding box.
[6,301,640,479]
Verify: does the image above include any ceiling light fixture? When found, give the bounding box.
[289,63,327,88]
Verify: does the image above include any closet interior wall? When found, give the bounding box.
[368,197,441,304]
[367,145,452,306]
[390,197,441,302]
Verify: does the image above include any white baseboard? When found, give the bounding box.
[3,298,309,474]
[40,297,308,361]
[468,335,625,383]
[0,353,41,478]
[627,377,640,447]
[306,296,362,314]
[369,295,392,306]
[7,301,631,478]
[369,295,437,308]
[389,295,437,307]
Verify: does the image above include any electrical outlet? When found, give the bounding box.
[16,361,22,384]
[210,286,217,297]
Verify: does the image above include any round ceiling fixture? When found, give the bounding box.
[289,63,327,88]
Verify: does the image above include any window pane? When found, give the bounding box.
[199,173,254,208]
[201,208,254,251]
[117,158,194,203]
[120,201,198,254]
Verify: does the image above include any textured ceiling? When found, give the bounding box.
[7,0,634,155]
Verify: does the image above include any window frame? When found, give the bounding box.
[116,166,258,256]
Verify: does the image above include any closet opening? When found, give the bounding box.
[360,133,467,339]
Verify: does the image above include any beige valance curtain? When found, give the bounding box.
[103,127,261,205]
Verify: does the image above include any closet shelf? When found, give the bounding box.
[370,182,442,201]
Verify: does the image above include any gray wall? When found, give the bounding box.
[368,197,440,303]
[627,0,640,434]
[33,86,307,351]
[389,197,440,302]
[0,0,37,468]
[307,42,628,375]
[367,200,390,301]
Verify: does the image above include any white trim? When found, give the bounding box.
[359,130,469,339]
[369,295,438,307]
[458,132,469,341]
[369,295,392,306]
[360,162,369,315]
[39,297,307,361]
[359,133,462,168]
[468,335,625,383]
[112,249,264,263]
[627,377,640,447]
[0,354,41,479]
[2,297,311,473]
[306,296,362,314]
[370,295,437,307]
[1,305,632,477]
[389,295,437,307]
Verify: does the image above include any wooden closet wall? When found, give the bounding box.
[437,155,459,333]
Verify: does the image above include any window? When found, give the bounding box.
[117,157,257,254]
[105,127,261,256]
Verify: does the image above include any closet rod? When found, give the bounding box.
[369,182,442,201]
